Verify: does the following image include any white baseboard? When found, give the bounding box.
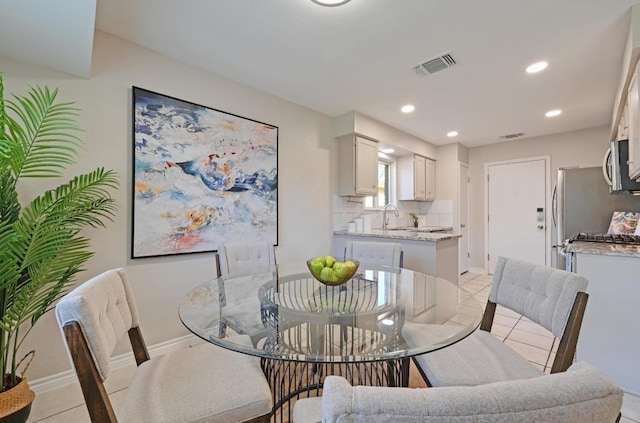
[30,334,205,394]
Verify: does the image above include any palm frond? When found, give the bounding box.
[3,85,81,179]
[0,72,5,142]
[0,74,119,387]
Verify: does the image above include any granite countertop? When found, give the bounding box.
[334,228,460,242]
[566,240,640,258]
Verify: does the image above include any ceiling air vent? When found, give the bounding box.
[500,132,526,140]
[413,53,456,77]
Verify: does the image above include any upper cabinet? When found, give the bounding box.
[338,135,378,196]
[398,155,435,201]
[401,154,426,200]
[611,4,640,180]
[628,62,640,179]
[425,157,436,201]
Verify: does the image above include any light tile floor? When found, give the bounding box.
[28,272,640,422]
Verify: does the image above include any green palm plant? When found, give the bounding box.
[0,73,118,393]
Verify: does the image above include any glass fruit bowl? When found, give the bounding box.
[306,257,360,286]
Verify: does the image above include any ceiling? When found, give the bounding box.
[1,0,637,148]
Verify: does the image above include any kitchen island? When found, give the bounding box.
[333,228,461,284]
[566,240,640,395]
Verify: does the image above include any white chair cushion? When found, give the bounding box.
[221,300,265,335]
[412,330,543,387]
[219,272,272,339]
[291,397,322,423]
[118,337,271,423]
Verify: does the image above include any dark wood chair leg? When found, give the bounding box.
[411,357,433,387]
[128,326,150,366]
[64,322,118,423]
[245,414,272,423]
[479,300,496,332]
[551,291,588,373]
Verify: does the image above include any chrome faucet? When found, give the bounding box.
[382,204,400,230]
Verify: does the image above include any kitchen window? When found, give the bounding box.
[364,160,391,208]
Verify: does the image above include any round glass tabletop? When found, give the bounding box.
[179,262,482,363]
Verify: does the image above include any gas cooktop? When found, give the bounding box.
[568,232,640,245]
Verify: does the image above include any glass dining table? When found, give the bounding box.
[179,262,482,422]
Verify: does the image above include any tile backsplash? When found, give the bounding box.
[332,196,453,231]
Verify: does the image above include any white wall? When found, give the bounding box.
[333,111,438,159]
[432,143,461,230]
[467,125,611,271]
[1,30,338,381]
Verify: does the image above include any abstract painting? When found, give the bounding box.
[132,87,278,258]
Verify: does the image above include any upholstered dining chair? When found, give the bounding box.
[215,242,276,344]
[55,268,272,423]
[344,240,403,268]
[409,256,589,388]
[216,242,276,277]
[292,362,623,423]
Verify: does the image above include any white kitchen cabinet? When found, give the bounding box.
[572,251,640,394]
[425,157,435,201]
[398,155,435,201]
[332,233,459,284]
[627,61,640,179]
[338,135,378,196]
[618,103,629,141]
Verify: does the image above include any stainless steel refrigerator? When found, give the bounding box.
[552,166,640,269]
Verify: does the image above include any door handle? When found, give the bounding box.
[460,224,466,228]
[537,225,544,230]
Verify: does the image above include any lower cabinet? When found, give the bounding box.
[573,252,640,394]
[332,234,459,285]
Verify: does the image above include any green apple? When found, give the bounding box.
[310,257,325,267]
[320,266,338,283]
[332,262,349,279]
[344,260,357,273]
[309,258,325,276]
[324,255,336,268]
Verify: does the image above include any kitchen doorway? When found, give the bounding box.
[458,162,469,274]
[486,156,550,274]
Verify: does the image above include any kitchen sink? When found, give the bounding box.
[383,227,448,233]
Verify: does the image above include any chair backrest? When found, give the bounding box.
[55,268,149,423]
[344,241,403,268]
[216,242,276,276]
[481,256,589,373]
[316,361,622,423]
[489,256,588,337]
[55,268,141,381]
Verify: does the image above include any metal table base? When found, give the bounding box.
[261,357,409,423]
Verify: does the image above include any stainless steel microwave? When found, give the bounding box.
[603,139,640,194]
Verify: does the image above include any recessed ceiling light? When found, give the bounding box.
[526,61,548,74]
[401,104,415,113]
[545,109,562,117]
[381,148,395,154]
[447,131,458,137]
[310,0,351,6]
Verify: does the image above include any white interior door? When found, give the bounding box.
[488,158,547,273]
[458,163,469,274]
